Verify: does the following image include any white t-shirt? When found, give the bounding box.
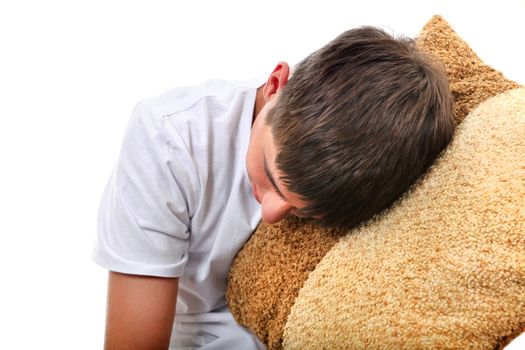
[93,79,265,349]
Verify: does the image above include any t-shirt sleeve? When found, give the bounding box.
[92,102,197,278]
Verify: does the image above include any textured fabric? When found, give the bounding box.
[227,217,343,348]
[226,15,524,350]
[416,16,519,124]
[284,87,525,349]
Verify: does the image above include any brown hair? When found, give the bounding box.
[266,26,455,228]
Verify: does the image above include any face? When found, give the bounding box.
[246,95,309,224]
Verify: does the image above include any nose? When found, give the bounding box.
[260,191,294,224]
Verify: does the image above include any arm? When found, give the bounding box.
[104,271,179,350]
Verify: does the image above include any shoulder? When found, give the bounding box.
[129,78,262,158]
[122,80,252,144]
[140,79,263,119]
[128,79,261,145]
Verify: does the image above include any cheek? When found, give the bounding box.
[245,141,257,179]
[261,196,279,223]
[249,163,266,194]
[246,143,263,185]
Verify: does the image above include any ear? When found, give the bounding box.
[262,62,290,102]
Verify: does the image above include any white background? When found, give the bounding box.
[1,1,524,349]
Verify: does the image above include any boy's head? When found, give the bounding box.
[246,26,455,228]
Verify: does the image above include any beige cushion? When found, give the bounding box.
[227,16,524,350]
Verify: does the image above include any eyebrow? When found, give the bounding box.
[263,152,286,200]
